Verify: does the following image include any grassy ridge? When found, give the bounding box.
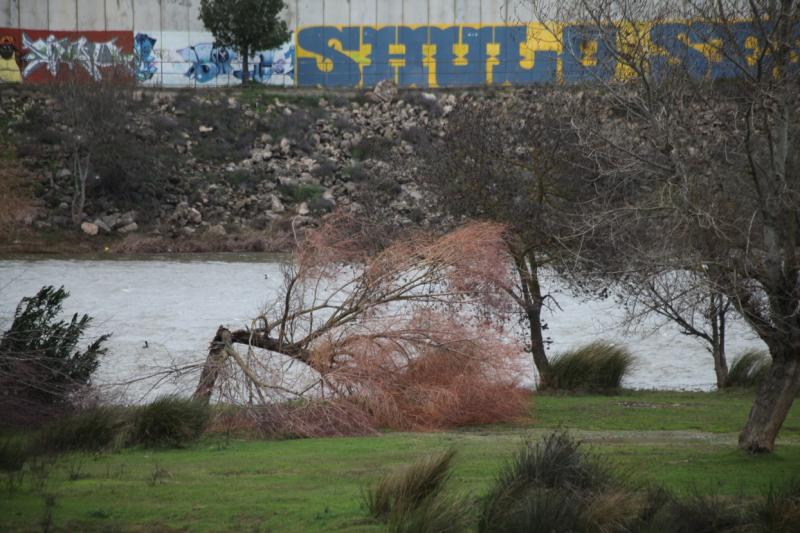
[1,391,799,532]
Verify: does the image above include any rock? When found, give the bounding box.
[280,137,291,154]
[101,213,120,229]
[119,211,136,227]
[207,224,227,237]
[371,80,398,103]
[188,207,202,224]
[80,222,99,236]
[199,125,214,133]
[118,222,138,234]
[297,202,310,216]
[92,218,112,233]
[270,194,285,213]
[56,168,72,179]
[181,226,196,237]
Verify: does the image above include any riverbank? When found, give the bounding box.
[1,390,798,532]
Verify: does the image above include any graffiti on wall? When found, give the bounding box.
[295,22,800,87]
[0,35,21,83]
[2,21,796,87]
[234,39,294,83]
[22,33,128,80]
[0,29,134,83]
[134,33,158,81]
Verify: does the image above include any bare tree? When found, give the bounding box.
[531,0,800,451]
[619,270,734,388]
[416,92,593,379]
[50,61,152,224]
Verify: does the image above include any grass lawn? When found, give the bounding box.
[2,390,799,532]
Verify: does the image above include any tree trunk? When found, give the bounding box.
[513,249,550,376]
[193,326,231,404]
[712,343,729,390]
[709,293,728,388]
[738,354,800,453]
[241,45,249,84]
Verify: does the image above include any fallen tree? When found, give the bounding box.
[194,215,528,433]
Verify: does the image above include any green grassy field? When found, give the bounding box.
[2,390,799,532]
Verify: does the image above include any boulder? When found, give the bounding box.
[118,222,139,234]
[80,222,99,236]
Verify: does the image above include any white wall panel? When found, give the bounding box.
[297,0,323,26]
[20,0,49,29]
[376,0,402,25]
[350,0,376,25]
[455,0,481,24]
[403,0,428,25]
[77,0,105,30]
[325,0,350,25]
[133,0,161,30]
[50,0,78,30]
[162,0,188,32]
[429,0,452,25]
[105,0,133,30]
[481,0,508,24]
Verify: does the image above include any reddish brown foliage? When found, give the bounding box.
[205,214,529,434]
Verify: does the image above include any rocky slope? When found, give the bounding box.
[0,82,464,252]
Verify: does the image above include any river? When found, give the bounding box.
[0,254,768,400]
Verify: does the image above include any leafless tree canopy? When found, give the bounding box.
[530,0,800,452]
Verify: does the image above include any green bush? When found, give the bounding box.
[540,341,634,392]
[0,286,109,426]
[0,435,33,472]
[365,449,468,532]
[278,183,325,204]
[726,350,770,388]
[479,431,614,533]
[39,406,127,453]
[132,396,211,448]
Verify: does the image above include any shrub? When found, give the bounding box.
[540,341,633,392]
[0,286,109,426]
[365,449,469,532]
[278,182,325,204]
[39,406,127,453]
[131,396,210,448]
[366,449,456,521]
[748,477,800,533]
[0,435,33,472]
[352,136,394,161]
[726,350,770,388]
[479,431,614,533]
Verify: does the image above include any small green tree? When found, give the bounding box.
[0,286,109,425]
[199,0,290,84]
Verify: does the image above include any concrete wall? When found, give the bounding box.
[0,1,788,87]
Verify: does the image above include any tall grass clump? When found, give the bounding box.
[726,349,770,388]
[540,341,634,392]
[748,477,800,532]
[365,449,469,532]
[479,431,628,533]
[131,396,210,448]
[39,406,127,453]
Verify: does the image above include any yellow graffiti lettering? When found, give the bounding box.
[486,42,500,84]
[423,44,437,88]
[678,33,723,63]
[0,58,21,83]
[296,46,333,73]
[327,39,372,68]
[580,40,598,66]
